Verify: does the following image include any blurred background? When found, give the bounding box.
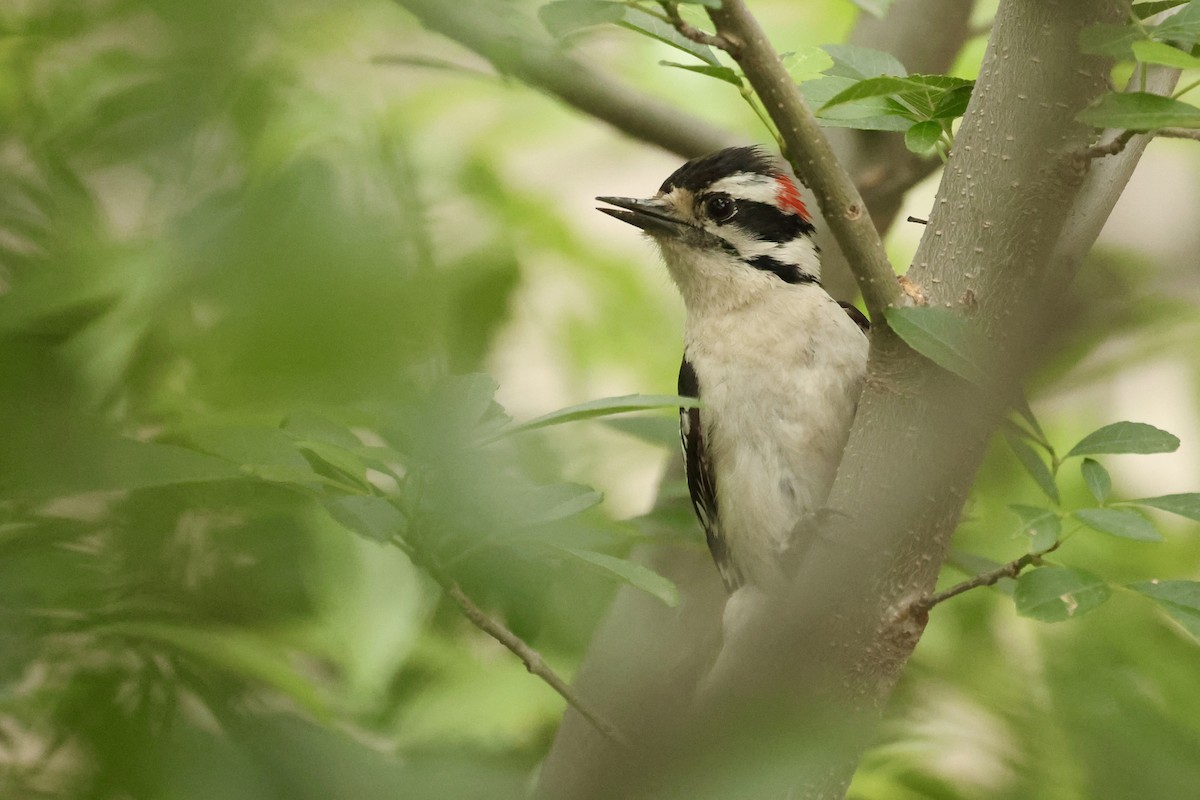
[1,0,1198,798]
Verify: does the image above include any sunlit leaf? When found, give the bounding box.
[1014,567,1111,622]
[1132,38,1200,68]
[821,43,907,79]
[781,48,835,84]
[1065,421,1180,457]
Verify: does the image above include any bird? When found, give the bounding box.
[597,146,869,593]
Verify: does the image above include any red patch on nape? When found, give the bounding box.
[774,174,810,221]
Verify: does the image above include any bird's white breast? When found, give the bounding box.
[684,284,868,587]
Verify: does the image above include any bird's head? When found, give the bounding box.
[598,146,820,311]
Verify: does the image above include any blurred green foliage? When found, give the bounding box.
[1,1,1199,799]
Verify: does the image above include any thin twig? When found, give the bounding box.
[908,542,1061,616]
[660,2,739,53]
[700,0,900,321]
[1084,128,1137,160]
[1157,127,1200,142]
[443,580,631,748]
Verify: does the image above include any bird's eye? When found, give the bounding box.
[703,192,737,223]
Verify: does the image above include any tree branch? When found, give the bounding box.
[395,0,736,159]
[906,544,1059,617]
[407,537,633,749]
[703,0,901,321]
[1084,128,1137,159]
[1158,127,1200,141]
[661,2,738,53]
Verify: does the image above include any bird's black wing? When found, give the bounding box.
[679,357,742,592]
[839,301,870,333]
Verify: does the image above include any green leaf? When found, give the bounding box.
[1156,2,1200,43]
[1005,435,1060,503]
[557,548,680,607]
[511,483,603,527]
[1013,395,1048,443]
[538,0,624,38]
[820,75,973,125]
[904,120,943,154]
[1014,567,1111,622]
[1130,579,1200,641]
[601,416,680,448]
[324,495,405,542]
[618,8,719,66]
[1134,1,1192,20]
[11,437,245,499]
[931,83,973,120]
[818,75,915,109]
[659,60,741,87]
[803,77,913,130]
[1081,458,1112,503]
[677,0,722,7]
[1132,38,1200,68]
[503,393,699,437]
[1131,492,1200,521]
[185,425,314,472]
[883,306,989,385]
[1073,507,1164,542]
[296,440,371,490]
[821,44,907,79]
[781,48,835,84]
[431,373,501,432]
[1078,92,1200,131]
[1009,504,1062,552]
[1079,22,1148,59]
[97,621,327,717]
[281,411,362,449]
[1066,421,1180,457]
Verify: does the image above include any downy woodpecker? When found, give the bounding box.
[598,146,869,592]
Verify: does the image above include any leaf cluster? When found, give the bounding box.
[1079,0,1200,131]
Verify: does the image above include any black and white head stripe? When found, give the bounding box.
[661,147,820,285]
[659,146,783,194]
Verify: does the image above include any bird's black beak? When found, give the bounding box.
[596,196,689,238]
